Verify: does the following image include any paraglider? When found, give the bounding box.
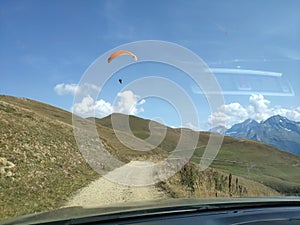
[108,50,137,63]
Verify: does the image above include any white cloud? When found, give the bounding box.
[72,95,114,118]
[54,83,79,96]
[72,90,145,118]
[247,94,271,121]
[208,102,248,128]
[271,106,300,121]
[183,122,200,131]
[95,99,113,116]
[54,83,101,96]
[208,111,227,127]
[72,95,99,117]
[209,94,300,128]
[113,90,145,115]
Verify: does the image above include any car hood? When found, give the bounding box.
[2,196,300,225]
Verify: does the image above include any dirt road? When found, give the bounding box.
[65,161,167,207]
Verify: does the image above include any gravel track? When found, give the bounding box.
[65,161,167,207]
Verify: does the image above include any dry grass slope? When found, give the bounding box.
[98,114,300,195]
[158,162,279,199]
[0,96,98,220]
[1,95,299,221]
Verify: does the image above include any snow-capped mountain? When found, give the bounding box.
[225,119,260,138]
[215,115,300,154]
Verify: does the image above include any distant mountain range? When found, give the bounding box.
[210,115,300,154]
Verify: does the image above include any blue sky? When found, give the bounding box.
[1,0,300,130]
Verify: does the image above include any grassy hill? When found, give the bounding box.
[92,113,182,161]
[158,162,278,199]
[206,138,300,194]
[0,96,98,220]
[0,95,299,220]
[97,113,300,195]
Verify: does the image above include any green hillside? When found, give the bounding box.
[97,114,300,195]
[0,96,98,220]
[1,95,299,220]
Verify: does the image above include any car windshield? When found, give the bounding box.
[1,0,300,223]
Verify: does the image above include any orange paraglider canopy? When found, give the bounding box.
[108,50,138,63]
